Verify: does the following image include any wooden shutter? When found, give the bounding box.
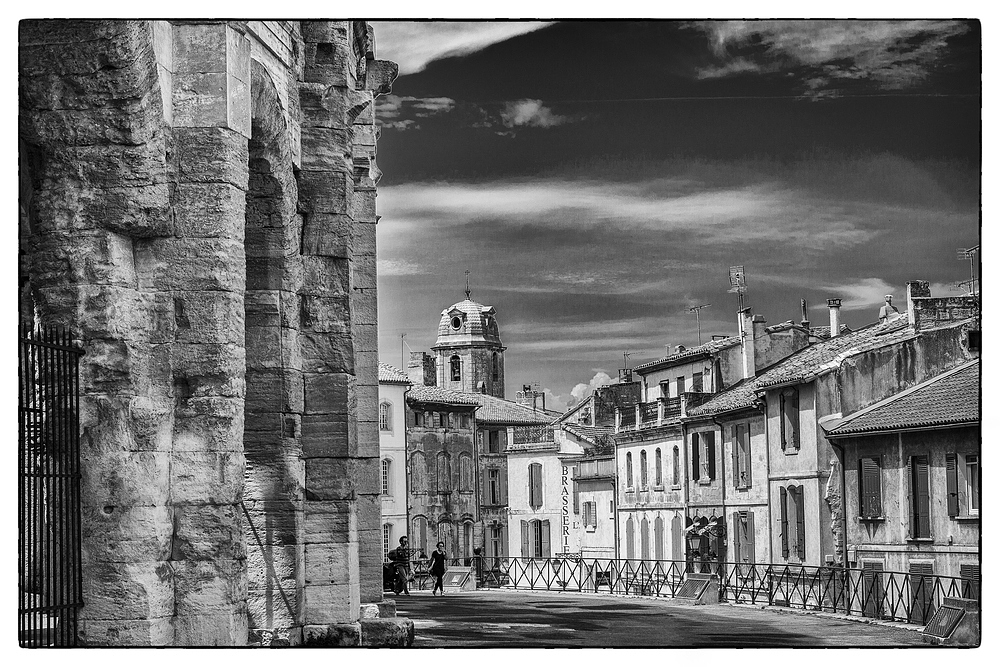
[573,478,580,514]
[789,390,799,449]
[742,425,752,487]
[859,457,882,518]
[691,434,700,481]
[626,517,635,559]
[731,426,740,487]
[779,486,789,558]
[732,511,742,562]
[706,432,716,480]
[746,510,755,563]
[541,520,551,558]
[520,520,529,557]
[908,562,934,623]
[654,516,663,560]
[500,466,508,505]
[794,486,806,559]
[960,564,981,600]
[906,457,916,537]
[915,456,931,538]
[946,453,959,517]
[500,523,508,559]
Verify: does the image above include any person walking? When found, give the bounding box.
[391,536,411,596]
[430,542,447,596]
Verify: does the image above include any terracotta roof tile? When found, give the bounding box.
[378,363,410,384]
[825,361,979,436]
[406,385,479,406]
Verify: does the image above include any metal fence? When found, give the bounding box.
[19,325,84,647]
[464,556,977,626]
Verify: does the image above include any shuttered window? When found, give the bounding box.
[862,562,885,619]
[583,501,597,528]
[731,423,751,489]
[528,462,543,509]
[858,456,883,518]
[521,520,529,557]
[640,517,650,559]
[626,452,634,487]
[524,519,550,558]
[965,454,979,515]
[779,486,789,558]
[573,473,580,514]
[672,446,680,486]
[640,450,648,488]
[946,452,959,516]
[539,520,550,558]
[705,431,716,481]
[691,433,701,481]
[908,562,935,623]
[488,468,500,505]
[780,387,800,451]
[960,564,980,600]
[908,455,931,539]
[732,510,755,563]
[655,448,663,486]
[436,452,451,494]
[794,486,806,559]
[692,372,703,392]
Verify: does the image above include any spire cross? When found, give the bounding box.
[464,270,471,299]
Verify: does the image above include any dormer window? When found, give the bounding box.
[451,316,463,330]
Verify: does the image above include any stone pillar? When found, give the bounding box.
[164,20,251,645]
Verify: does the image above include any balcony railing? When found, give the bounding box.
[661,396,682,418]
[512,425,555,444]
[620,408,636,427]
[639,401,659,423]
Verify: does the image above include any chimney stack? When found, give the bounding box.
[408,351,436,387]
[675,344,686,354]
[906,280,931,330]
[739,307,756,379]
[800,299,810,329]
[827,298,842,337]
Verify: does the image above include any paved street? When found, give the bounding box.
[393,590,926,647]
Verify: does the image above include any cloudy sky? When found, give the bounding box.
[370,20,980,412]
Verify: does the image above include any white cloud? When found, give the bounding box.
[500,99,567,128]
[377,258,428,277]
[692,20,971,95]
[376,95,457,130]
[566,372,614,409]
[370,21,553,75]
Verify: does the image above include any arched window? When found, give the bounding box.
[625,516,635,559]
[672,446,680,486]
[379,401,392,431]
[381,458,392,496]
[437,520,455,556]
[459,453,473,492]
[463,521,474,558]
[781,387,800,450]
[450,355,461,381]
[383,523,392,559]
[640,450,648,489]
[410,451,426,493]
[641,517,650,560]
[655,448,662,486]
[528,462,543,509]
[626,452,634,487]
[436,452,452,493]
[413,516,428,556]
[492,351,499,381]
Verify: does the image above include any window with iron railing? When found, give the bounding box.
[640,401,658,423]
[513,425,555,444]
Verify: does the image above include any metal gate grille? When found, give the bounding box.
[19,325,83,647]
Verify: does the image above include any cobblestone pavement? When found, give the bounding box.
[393,589,928,647]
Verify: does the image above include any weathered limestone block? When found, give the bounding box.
[244,291,281,328]
[172,504,246,561]
[245,325,301,370]
[173,183,248,239]
[300,127,351,170]
[304,542,356,585]
[31,230,137,288]
[80,560,174,620]
[300,330,354,374]
[172,609,249,646]
[351,255,377,290]
[299,84,369,130]
[19,20,150,76]
[169,451,245,505]
[248,626,303,647]
[172,291,245,344]
[83,505,173,563]
[353,323,378,354]
[137,237,246,292]
[126,395,174,451]
[302,500,355,544]
[302,622,360,647]
[173,396,244,452]
[301,213,352,257]
[303,582,360,625]
[172,559,247,616]
[350,188,377,222]
[243,410,299,438]
[173,127,250,187]
[245,368,304,413]
[243,501,300,547]
[303,371,349,415]
[83,451,171,507]
[247,574,300,630]
[299,295,351,333]
[79,617,173,647]
[304,458,379,499]
[300,413,349,458]
[377,599,396,618]
[360,618,414,647]
[364,60,398,95]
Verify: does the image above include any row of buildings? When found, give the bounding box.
[379,281,980,590]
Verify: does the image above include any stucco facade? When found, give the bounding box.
[378,365,409,559]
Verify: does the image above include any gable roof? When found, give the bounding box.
[824,360,979,437]
[378,363,410,385]
[561,423,616,446]
[633,335,740,373]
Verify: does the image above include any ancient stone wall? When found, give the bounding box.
[19,19,396,647]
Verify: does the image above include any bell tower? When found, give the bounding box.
[431,289,506,398]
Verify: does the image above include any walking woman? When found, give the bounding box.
[430,541,447,596]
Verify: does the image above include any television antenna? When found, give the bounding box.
[956,246,979,299]
[728,266,747,312]
[464,270,472,299]
[688,303,711,345]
